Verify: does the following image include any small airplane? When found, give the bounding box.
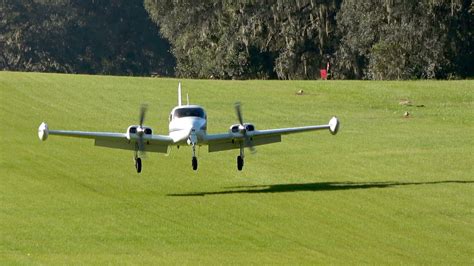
[38,82,340,173]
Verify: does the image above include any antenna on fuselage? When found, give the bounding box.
[178,81,182,106]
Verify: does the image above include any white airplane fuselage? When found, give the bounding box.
[168,105,208,145]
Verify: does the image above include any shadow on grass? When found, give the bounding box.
[167,180,473,197]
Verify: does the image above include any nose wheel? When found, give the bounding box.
[192,156,197,171]
[135,157,142,173]
[190,139,199,171]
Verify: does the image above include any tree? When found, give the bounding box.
[0,0,175,76]
[0,0,76,72]
[144,0,342,79]
[2,0,471,79]
[334,0,472,79]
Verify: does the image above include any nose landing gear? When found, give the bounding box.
[192,156,198,170]
[191,139,198,171]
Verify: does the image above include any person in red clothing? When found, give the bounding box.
[320,59,331,80]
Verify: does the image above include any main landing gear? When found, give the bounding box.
[134,149,142,173]
[237,146,244,171]
[237,155,244,171]
[135,157,142,173]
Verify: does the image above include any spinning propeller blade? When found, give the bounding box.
[235,102,244,125]
[234,102,256,154]
[137,104,148,157]
[139,104,147,127]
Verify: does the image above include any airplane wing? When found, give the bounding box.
[38,122,173,153]
[205,116,339,152]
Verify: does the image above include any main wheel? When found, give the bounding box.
[135,158,142,173]
[237,155,244,171]
[192,157,198,171]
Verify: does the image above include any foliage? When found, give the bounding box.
[1,0,472,79]
[335,0,473,79]
[144,0,341,79]
[0,0,175,76]
[145,0,472,80]
[0,1,75,72]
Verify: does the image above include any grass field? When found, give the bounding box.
[1,71,473,264]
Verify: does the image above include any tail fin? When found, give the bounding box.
[178,81,182,106]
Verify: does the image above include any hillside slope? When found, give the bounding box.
[1,72,473,264]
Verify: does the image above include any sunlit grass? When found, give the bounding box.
[1,72,473,264]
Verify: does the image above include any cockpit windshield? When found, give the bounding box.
[174,107,205,119]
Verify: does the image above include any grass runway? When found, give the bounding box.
[1,72,473,264]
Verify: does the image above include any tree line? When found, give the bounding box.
[0,0,175,76]
[1,0,472,80]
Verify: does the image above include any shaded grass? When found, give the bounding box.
[1,71,473,264]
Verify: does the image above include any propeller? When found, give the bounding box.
[137,104,148,157]
[139,104,147,127]
[234,102,256,154]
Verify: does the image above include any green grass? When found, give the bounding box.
[1,71,473,264]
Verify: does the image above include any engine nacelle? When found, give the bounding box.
[229,124,240,134]
[126,125,153,140]
[229,123,256,134]
[245,123,255,132]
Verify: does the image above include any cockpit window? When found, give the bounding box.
[174,107,205,118]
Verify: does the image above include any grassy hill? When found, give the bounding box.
[1,71,473,264]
